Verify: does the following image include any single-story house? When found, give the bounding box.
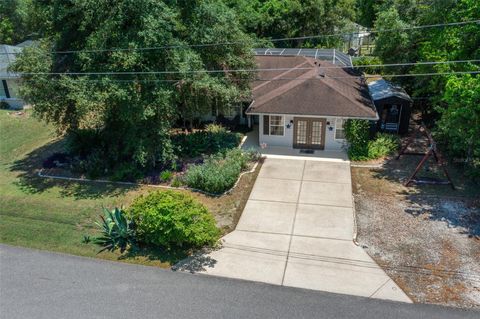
[368,79,412,135]
[0,41,32,109]
[244,54,378,151]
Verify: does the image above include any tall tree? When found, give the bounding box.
[436,75,480,179]
[0,0,48,44]
[225,0,356,48]
[13,0,255,173]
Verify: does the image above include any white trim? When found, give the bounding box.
[246,112,378,121]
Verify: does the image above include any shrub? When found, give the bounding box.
[160,170,173,182]
[171,128,242,158]
[184,148,257,194]
[171,176,183,187]
[66,129,102,157]
[344,119,371,160]
[71,151,106,179]
[94,207,135,253]
[345,119,370,146]
[110,162,143,182]
[128,191,220,249]
[205,123,227,134]
[367,133,399,159]
[0,101,10,110]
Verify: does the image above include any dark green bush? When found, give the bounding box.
[110,162,143,182]
[184,148,257,194]
[345,119,370,146]
[0,101,10,110]
[345,119,371,160]
[128,191,220,249]
[71,151,106,179]
[171,126,242,158]
[345,120,399,161]
[67,129,102,157]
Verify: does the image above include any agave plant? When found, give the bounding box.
[94,207,135,253]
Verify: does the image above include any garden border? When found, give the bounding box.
[37,159,260,198]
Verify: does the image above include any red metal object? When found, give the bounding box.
[397,124,455,189]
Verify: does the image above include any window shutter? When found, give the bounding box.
[263,115,269,135]
[2,80,10,98]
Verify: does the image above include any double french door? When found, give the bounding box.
[293,117,326,150]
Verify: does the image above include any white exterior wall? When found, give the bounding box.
[1,79,25,109]
[325,117,346,150]
[258,114,347,151]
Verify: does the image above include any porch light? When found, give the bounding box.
[286,119,294,129]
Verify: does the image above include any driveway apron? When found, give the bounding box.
[189,158,411,303]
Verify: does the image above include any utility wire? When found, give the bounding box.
[8,59,480,77]
[18,70,480,83]
[1,20,478,55]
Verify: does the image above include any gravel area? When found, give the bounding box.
[353,165,480,309]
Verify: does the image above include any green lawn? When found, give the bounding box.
[0,109,257,266]
[0,110,173,266]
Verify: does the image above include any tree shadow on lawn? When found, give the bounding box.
[368,155,480,238]
[9,139,138,200]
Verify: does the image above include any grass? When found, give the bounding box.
[0,110,258,267]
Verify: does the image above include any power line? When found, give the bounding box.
[9,59,480,77]
[19,70,480,83]
[2,20,478,55]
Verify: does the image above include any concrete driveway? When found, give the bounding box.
[181,158,411,303]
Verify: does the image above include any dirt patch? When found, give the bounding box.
[353,165,480,309]
[7,111,28,118]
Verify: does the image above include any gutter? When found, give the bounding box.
[244,110,378,121]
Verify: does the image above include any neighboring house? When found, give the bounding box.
[0,41,32,109]
[244,53,378,151]
[368,79,412,135]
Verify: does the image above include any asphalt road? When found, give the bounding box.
[0,244,477,319]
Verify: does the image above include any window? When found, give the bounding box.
[335,119,345,140]
[263,115,284,136]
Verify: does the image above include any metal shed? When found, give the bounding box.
[368,79,412,134]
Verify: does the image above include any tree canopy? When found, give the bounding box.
[13,0,255,172]
[225,0,356,47]
[368,0,480,176]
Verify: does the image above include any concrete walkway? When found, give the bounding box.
[183,158,411,303]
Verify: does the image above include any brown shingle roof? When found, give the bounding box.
[247,56,378,119]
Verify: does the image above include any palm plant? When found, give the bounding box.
[94,207,135,253]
